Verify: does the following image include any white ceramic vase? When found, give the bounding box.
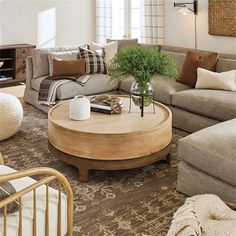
[69,95,90,121]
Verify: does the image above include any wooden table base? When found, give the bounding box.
[48,141,172,183]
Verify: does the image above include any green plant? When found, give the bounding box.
[108,46,178,92]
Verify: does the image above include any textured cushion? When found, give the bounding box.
[52,59,85,77]
[48,50,79,75]
[90,41,118,65]
[178,51,218,87]
[172,89,236,121]
[0,165,67,236]
[0,93,23,141]
[216,58,236,72]
[120,76,191,105]
[178,119,236,187]
[196,68,236,92]
[78,47,106,74]
[107,38,138,51]
[0,182,18,214]
[31,74,118,100]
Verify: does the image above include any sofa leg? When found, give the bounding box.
[165,153,171,165]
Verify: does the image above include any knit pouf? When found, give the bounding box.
[0,93,23,141]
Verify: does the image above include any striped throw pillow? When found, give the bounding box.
[78,47,107,74]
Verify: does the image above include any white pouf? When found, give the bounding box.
[0,93,23,141]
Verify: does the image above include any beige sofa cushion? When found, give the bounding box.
[32,48,49,78]
[107,38,138,51]
[31,74,118,100]
[172,89,236,121]
[178,119,236,187]
[216,58,236,72]
[120,76,191,105]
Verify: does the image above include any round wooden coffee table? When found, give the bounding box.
[48,96,172,182]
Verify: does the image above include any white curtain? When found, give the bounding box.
[140,0,165,45]
[96,0,113,44]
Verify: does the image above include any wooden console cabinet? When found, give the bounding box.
[0,44,35,87]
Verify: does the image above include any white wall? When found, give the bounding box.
[0,0,96,47]
[165,0,236,54]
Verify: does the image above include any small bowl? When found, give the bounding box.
[0,61,4,68]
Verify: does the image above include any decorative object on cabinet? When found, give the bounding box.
[209,0,236,37]
[0,44,35,87]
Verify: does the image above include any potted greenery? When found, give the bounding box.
[108,46,178,116]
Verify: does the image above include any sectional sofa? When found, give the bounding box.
[24,44,236,133]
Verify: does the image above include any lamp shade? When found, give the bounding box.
[178,7,193,15]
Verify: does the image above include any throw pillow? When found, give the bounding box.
[48,50,79,76]
[77,47,107,74]
[0,182,19,214]
[32,48,50,78]
[32,44,89,78]
[196,68,236,91]
[52,59,86,77]
[106,39,138,51]
[178,50,218,87]
[90,41,118,65]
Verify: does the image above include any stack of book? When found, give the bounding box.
[90,97,123,114]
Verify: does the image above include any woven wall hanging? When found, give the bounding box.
[208,0,236,37]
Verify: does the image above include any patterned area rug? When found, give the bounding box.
[0,102,188,235]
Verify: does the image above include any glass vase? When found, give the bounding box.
[130,81,154,107]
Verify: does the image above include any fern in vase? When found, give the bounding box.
[108,46,178,107]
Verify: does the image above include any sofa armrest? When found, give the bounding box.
[26,56,33,88]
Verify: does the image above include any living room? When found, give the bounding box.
[0,0,235,235]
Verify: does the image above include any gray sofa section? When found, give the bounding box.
[177,119,236,202]
[30,73,117,100]
[177,161,236,203]
[120,45,236,133]
[172,89,236,121]
[24,57,118,112]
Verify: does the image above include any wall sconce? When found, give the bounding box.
[174,0,198,15]
[174,0,198,49]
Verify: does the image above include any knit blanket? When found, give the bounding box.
[38,75,90,106]
[167,194,236,236]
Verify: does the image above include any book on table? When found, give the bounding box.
[90,97,123,114]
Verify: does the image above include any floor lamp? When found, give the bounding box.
[174,0,198,49]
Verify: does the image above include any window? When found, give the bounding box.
[112,0,141,41]
[96,0,164,44]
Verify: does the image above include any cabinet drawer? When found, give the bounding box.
[16,58,26,69]
[16,68,26,79]
[16,48,32,59]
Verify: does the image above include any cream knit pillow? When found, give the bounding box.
[196,68,236,92]
[90,41,118,65]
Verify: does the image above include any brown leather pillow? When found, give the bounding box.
[52,58,86,77]
[178,50,218,87]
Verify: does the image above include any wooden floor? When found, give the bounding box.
[0,84,25,98]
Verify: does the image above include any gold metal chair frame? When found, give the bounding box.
[0,153,73,236]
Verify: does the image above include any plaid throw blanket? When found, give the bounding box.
[38,75,90,106]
